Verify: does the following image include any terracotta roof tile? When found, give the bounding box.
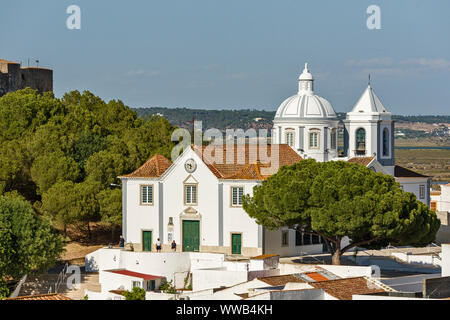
[305,272,329,282]
[347,157,374,166]
[109,290,126,295]
[394,165,429,178]
[105,269,163,280]
[250,254,279,260]
[3,293,72,300]
[257,274,305,286]
[193,144,302,180]
[120,144,302,181]
[309,277,386,300]
[121,154,172,178]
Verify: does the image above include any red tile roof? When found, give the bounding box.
[250,254,279,260]
[3,293,71,300]
[309,277,386,300]
[347,157,374,166]
[193,144,302,180]
[120,154,172,178]
[105,269,163,280]
[121,144,302,181]
[305,272,329,282]
[394,165,429,178]
[257,274,304,286]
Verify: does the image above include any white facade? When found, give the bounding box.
[120,147,263,256]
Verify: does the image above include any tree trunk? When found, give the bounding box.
[331,238,342,265]
[332,248,341,265]
[87,222,91,241]
[63,225,67,240]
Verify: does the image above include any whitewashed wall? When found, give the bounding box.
[222,180,260,251]
[264,228,323,257]
[192,268,248,291]
[397,178,429,206]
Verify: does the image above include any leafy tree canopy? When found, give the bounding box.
[0,194,64,291]
[0,89,176,236]
[243,159,440,264]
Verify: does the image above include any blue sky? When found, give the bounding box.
[1,0,449,114]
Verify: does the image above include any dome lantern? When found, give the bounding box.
[298,63,314,94]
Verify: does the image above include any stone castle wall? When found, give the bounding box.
[0,59,53,97]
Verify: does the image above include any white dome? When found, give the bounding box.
[275,94,337,119]
[275,63,337,120]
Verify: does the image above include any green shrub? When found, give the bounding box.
[123,287,145,300]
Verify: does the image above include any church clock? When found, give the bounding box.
[184,158,197,173]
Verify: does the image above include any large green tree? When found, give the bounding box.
[0,89,176,234]
[98,188,122,241]
[0,194,64,297]
[41,181,79,238]
[243,159,440,265]
[30,150,80,195]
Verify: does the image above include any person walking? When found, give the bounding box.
[171,240,177,252]
[156,238,162,252]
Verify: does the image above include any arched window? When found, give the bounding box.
[355,128,366,155]
[309,130,320,149]
[285,129,295,147]
[383,128,389,156]
[330,128,337,149]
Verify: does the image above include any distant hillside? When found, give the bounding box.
[393,115,450,124]
[134,107,276,132]
[134,107,348,132]
[133,107,449,133]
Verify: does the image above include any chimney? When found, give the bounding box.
[442,244,450,277]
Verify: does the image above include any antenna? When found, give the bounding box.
[368,74,371,86]
[35,59,39,68]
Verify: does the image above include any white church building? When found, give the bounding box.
[118,63,431,257]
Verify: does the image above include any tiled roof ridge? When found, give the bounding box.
[3,293,71,300]
[121,154,172,178]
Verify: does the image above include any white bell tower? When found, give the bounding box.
[344,83,394,174]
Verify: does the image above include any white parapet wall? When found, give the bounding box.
[319,264,377,278]
[86,249,230,289]
[391,252,442,267]
[192,268,248,292]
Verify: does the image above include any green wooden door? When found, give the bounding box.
[183,220,200,252]
[142,231,152,252]
[231,233,242,255]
